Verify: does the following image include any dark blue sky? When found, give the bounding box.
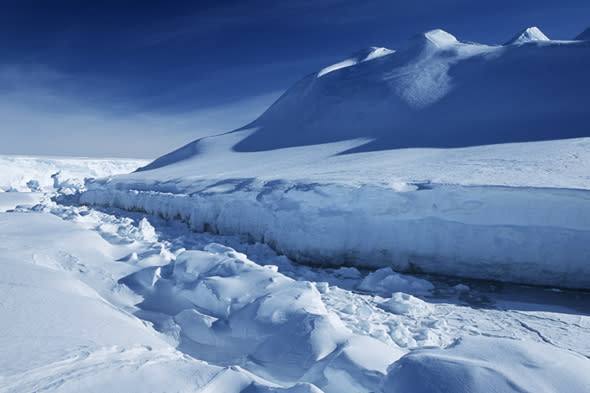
[1,0,589,157]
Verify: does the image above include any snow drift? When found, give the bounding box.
[82,28,590,289]
[382,335,590,393]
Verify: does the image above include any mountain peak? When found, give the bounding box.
[505,27,549,45]
[351,46,395,62]
[575,27,590,40]
[423,29,458,46]
[398,29,458,56]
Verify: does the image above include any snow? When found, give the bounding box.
[505,26,550,45]
[0,191,43,212]
[383,336,590,393]
[317,46,394,77]
[0,213,221,393]
[2,156,590,392]
[411,28,459,48]
[0,155,147,192]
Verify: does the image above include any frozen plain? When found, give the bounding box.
[3,26,590,393]
[1,153,589,393]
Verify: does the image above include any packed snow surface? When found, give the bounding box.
[81,28,590,289]
[2,157,590,392]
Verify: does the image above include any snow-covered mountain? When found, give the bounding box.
[82,28,590,289]
[142,26,590,172]
[238,26,588,153]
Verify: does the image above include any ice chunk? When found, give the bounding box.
[358,267,433,296]
[379,292,432,317]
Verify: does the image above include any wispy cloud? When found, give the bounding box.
[0,64,281,158]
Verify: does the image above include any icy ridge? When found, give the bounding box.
[81,181,590,289]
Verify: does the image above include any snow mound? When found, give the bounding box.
[505,26,550,45]
[383,336,590,393]
[317,46,394,77]
[121,244,402,392]
[575,27,590,40]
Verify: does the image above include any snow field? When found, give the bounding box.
[46,198,590,392]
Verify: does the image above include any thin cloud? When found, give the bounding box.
[0,64,282,158]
